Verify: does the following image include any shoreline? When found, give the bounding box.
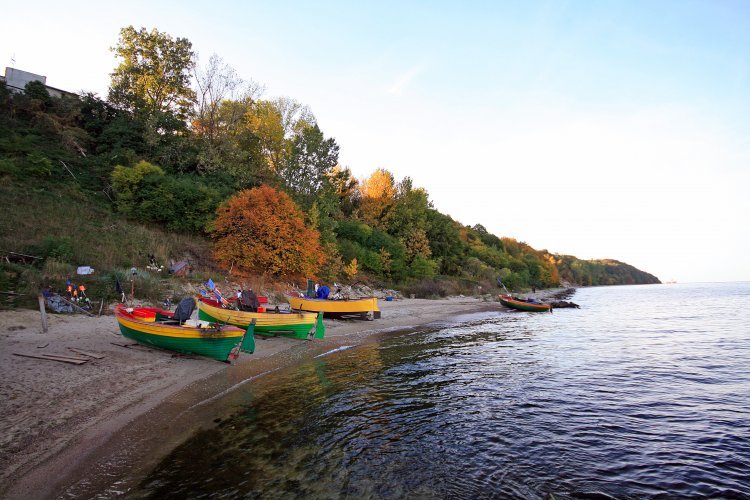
[0,289,566,498]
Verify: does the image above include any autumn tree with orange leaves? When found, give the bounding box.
[213,185,325,278]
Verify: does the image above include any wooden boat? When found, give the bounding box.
[114,304,255,362]
[287,295,381,320]
[499,295,552,313]
[197,297,324,342]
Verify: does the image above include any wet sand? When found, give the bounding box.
[0,291,563,498]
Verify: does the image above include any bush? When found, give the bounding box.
[111,161,223,233]
[24,152,53,177]
[0,158,19,176]
[402,278,450,299]
[26,236,75,263]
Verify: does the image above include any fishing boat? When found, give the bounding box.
[114,304,255,362]
[498,295,552,313]
[287,295,381,320]
[197,297,325,342]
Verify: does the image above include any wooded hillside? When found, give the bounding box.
[0,26,660,306]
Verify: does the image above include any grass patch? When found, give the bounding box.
[0,178,214,308]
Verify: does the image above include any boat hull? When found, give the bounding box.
[197,298,324,344]
[287,296,381,320]
[114,305,254,361]
[499,295,552,312]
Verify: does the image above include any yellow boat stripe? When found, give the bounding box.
[116,316,243,339]
[199,301,317,326]
[288,296,380,313]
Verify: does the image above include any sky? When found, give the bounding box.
[3,0,749,282]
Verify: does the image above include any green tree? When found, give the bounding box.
[109,26,195,120]
[111,160,165,214]
[425,209,466,275]
[280,123,340,207]
[24,81,52,107]
[388,176,431,236]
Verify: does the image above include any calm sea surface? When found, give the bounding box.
[134,283,750,498]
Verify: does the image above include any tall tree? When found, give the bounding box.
[279,123,339,207]
[389,176,431,237]
[358,168,397,229]
[329,164,360,217]
[193,54,263,146]
[274,96,315,138]
[245,100,287,172]
[109,26,196,121]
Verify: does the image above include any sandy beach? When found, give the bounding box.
[0,290,564,498]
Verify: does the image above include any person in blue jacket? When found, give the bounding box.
[316,285,330,299]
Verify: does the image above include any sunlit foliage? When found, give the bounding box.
[212,186,325,279]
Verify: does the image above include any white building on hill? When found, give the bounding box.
[0,67,78,98]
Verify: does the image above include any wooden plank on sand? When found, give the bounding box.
[40,353,89,362]
[111,342,139,348]
[68,347,106,359]
[13,353,88,365]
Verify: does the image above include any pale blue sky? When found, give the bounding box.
[3,1,749,282]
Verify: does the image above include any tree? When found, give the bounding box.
[244,100,287,172]
[274,96,315,138]
[213,185,325,278]
[109,26,196,120]
[279,123,340,206]
[426,209,466,275]
[193,54,263,148]
[358,168,397,229]
[389,176,431,238]
[329,164,359,216]
[111,160,165,214]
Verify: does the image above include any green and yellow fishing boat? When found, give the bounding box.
[197,297,325,342]
[498,295,552,313]
[114,304,255,362]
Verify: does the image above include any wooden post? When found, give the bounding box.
[98,299,105,317]
[38,294,48,333]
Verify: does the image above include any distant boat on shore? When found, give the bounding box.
[498,295,552,312]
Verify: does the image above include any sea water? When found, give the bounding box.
[134,282,750,498]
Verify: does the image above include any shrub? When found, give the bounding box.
[213,185,325,279]
[0,158,19,176]
[402,278,449,299]
[27,236,75,263]
[24,152,53,177]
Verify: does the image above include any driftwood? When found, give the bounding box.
[111,342,139,348]
[68,347,105,359]
[13,352,88,365]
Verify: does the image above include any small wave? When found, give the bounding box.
[188,368,282,409]
[315,345,355,358]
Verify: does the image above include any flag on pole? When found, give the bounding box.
[206,278,216,291]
